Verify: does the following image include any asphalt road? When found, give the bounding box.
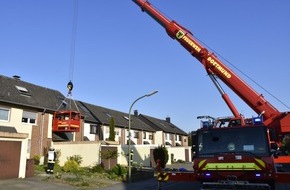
[1,176,290,190]
[0,161,289,190]
[0,175,200,190]
[97,179,201,190]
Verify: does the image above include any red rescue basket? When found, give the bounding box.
[52,110,81,132]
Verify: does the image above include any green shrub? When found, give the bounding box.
[63,160,79,173]
[111,164,127,176]
[67,155,83,165]
[153,145,168,168]
[33,155,41,165]
[90,163,105,173]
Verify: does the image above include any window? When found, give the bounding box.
[80,105,90,114]
[104,112,111,118]
[90,125,99,134]
[165,133,168,140]
[143,131,146,139]
[22,111,36,124]
[134,131,139,138]
[0,107,10,121]
[15,85,31,97]
[149,134,153,140]
[123,116,129,121]
[197,126,270,157]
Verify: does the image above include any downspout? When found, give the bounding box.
[39,109,46,156]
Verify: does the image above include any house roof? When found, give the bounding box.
[0,75,188,135]
[0,75,64,112]
[75,100,101,124]
[78,101,155,132]
[139,114,187,135]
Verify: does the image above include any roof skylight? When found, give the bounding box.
[15,85,31,97]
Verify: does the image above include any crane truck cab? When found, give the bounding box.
[192,124,276,190]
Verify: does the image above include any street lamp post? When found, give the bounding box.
[128,90,158,183]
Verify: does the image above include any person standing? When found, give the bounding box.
[46,147,56,174]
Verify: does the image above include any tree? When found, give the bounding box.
[108,117,115,141]
[188,131,192,146]
[153,145,168,169]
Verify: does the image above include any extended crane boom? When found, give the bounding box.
[133,0,290,188]
[132,0,290,137]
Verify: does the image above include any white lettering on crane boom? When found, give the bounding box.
[176,30,201,53]
[176,30,231,79]
[207,57,232,79]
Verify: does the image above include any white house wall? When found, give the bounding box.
[155,131,163,145]
[167,146,192,163]
[83,123,95,141]
[0,108,32,138]
[0,107,34,159]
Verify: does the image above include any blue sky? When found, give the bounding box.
[1,0,290,133]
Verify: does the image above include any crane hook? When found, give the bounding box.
[67,81,73,92]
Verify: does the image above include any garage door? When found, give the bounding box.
[0,141,21,179]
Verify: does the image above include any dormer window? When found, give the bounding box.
[15,85,31,97]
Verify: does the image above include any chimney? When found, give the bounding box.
[134,110,138,117]
[13,75,21,80]
[166,116,171,123]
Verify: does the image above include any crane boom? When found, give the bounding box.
[132,1,290,187]
[132,0,290,135]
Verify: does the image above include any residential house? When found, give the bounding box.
[78,101,156,145]
[138,112,188,147]
[0,75,65,178]
[0,74,190,173]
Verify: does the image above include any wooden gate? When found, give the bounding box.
[101,146,117,170]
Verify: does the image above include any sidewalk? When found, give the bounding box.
[0,175,158,190]
[0,163,193,190]
[0,176,79,190]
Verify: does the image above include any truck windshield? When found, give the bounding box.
[197,126,270,157]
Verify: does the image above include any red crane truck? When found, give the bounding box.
[132,0,290,189]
